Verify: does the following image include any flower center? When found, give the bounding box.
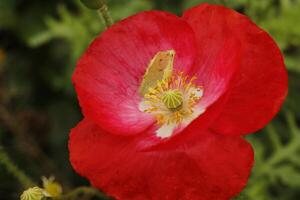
[142,73,203,126]
[162,89,183,110]
[139,50,204,138]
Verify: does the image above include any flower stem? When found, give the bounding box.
[97,0,114,28]
[54,186,110,200]
[0,147,36,188]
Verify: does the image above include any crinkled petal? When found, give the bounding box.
[73,11,197,135]
[184,4,288,136]
[69,119,254,200]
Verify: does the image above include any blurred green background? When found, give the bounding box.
[0,0,299,199]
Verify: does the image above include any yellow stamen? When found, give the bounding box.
[142,72,203,126]
[139,50,204,131]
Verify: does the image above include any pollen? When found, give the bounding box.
[141,72,203,126]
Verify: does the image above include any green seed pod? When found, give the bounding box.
[80,0,104,10]
[162,89,183,110]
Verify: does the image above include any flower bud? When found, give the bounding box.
[20,187,44,200]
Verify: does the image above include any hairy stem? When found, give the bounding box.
[54,186,110,200]
[97,0,114,28]
[0,147,36,188]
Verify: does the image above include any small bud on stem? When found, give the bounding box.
[80,0,114,28]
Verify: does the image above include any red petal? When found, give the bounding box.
[73,11,196,136]
[69,119,254,200]
[183,5,241,109]
[184,4,288,136]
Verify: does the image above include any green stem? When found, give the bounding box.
[0,147,36,188]
[54,186,110,200]
[97,0,114,28]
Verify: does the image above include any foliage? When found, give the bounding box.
[1,0,300,199]
[243,112,300,199]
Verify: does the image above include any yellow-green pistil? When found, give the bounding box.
[162,89,183,110]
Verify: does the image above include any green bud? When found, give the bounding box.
[80,0,104,10]
[20,187,44,200]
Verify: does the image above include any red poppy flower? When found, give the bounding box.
[69,3,287,200]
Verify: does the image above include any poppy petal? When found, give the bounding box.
[69,119,254,200]
[73,11,197,136]
[183,5,241,109]
[183,4,288,136]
